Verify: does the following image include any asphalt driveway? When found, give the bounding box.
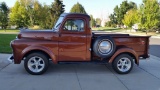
[0,54,160,90]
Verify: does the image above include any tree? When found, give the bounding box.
[108,13,118,27]
[105,21,112,27]
[96,18,101,26]
[9,0,65,29]
[119,1,137,25]
[70,2,87,14]
[50,0,65,29]
[122,9,139,28]
[157,1,160,31]
[9,1,29,28]
[0,2,9,31]
[140,0,159,34]
[109,1,137,26]
[129,1,137,9]
[33,1,46,26]
[30,1,40,25]
[38,4,51,29]
[90,15,96,27]
[26,0,35,26]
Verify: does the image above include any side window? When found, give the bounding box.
[63,19,84,32]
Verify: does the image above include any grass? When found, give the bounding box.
[0,34,17,53]
[0,29,19,33]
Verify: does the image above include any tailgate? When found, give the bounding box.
[142,36,150,58]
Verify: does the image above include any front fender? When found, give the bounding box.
[108,47,139,65]
[17,45,57,64]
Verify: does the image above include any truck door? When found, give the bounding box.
[58,18,88,61]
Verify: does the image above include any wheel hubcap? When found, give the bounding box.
[117,57,131,72]
[28,56,45,73]
[98,40,113,54]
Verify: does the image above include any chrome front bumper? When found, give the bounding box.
[8,55,14,63]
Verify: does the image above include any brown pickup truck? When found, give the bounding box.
[9,13,150,75]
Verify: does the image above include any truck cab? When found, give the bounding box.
[55,13,92,61]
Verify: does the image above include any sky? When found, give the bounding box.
[0,0,143,18]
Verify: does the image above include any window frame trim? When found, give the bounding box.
[60,18,86,34]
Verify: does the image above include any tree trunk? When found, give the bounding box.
[30,15,33,26]
[4,26,6,32]
[2,26,6,32]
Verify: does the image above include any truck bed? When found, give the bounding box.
[92,31,150,59]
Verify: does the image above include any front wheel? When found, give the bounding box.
[24,53,49,75]
[112,54,134,74]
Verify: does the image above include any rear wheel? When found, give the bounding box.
[24,53,49,75]
[112,54,133,74]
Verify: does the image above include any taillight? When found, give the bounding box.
[141,41,145,45]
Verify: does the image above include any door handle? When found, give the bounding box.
[81,36,86,38]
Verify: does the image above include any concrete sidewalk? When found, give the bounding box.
[0,54,11,70]
[0,54,160,90]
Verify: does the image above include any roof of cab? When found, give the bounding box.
[60,13,90,18]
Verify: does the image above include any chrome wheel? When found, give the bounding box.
[117,57,131,72]
[28,56,45,73]
[98,40,113,55]
[112,54,133,74]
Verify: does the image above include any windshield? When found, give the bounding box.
[53,16,64,31]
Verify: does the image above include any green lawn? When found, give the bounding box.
[0,29,19,33]
[0,34,17,53]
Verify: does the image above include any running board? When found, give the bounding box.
[58,60,108,64]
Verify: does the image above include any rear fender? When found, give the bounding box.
[108,47,139,65]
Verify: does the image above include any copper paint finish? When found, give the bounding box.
[10,13,150,64]
[113,36,150,57]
